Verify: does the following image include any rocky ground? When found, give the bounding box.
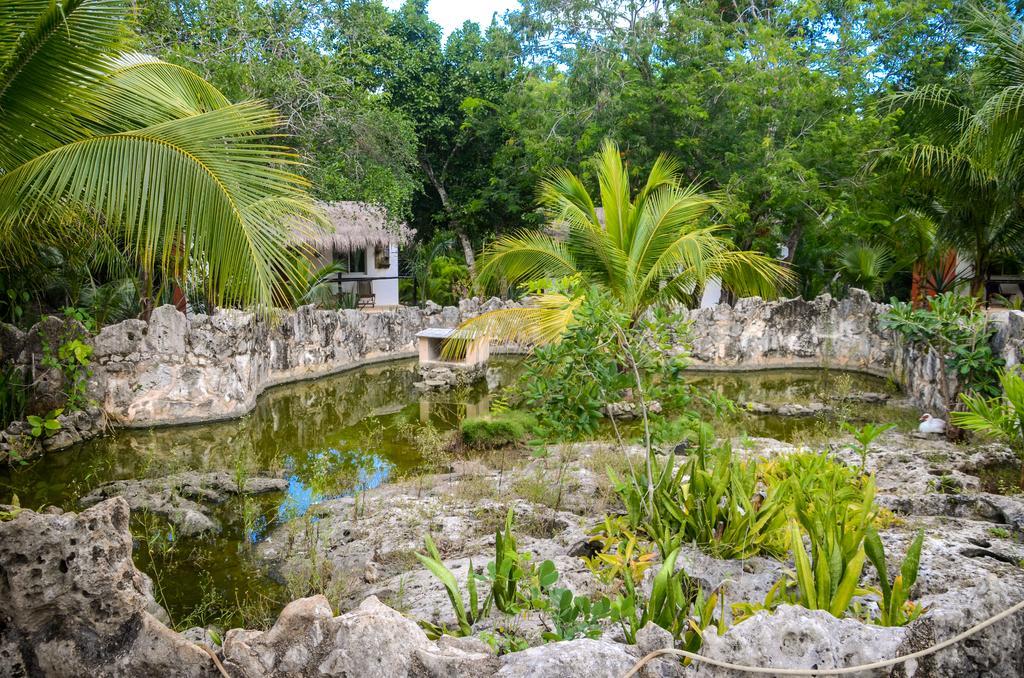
[2,430,1023,677]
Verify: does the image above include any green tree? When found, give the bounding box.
[890,4,1024,293]
[0,0,319,314]
[379,2,525,275]
[138,0,419,218]
[459,140,792,344]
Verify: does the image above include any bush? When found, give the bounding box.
[460,412,535,449]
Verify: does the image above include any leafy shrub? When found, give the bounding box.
[611,441,793,560]
[786,473,876,618]
[27,408,62,438]
[460,412,535,449]
[415,534,490,637]
[504,291,694,441]
[609,546,719,652]
[426,255,469,306]
[882,293,1003,412]
[951,367,1024,488]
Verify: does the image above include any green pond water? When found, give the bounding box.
[0,359,918,629]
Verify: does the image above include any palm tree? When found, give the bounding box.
[456,140,793,344]
[890,5,1024,294]
[0,0,321,315]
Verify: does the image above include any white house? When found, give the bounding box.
[292,201,413,307]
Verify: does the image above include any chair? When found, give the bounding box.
[355,279,375,308]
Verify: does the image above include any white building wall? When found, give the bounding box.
[338,244,400,306]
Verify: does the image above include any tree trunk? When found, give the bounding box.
[457,230,476,278]
[421,158,478,284]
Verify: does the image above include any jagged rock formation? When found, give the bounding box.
[3,292,1024,452]
[0,497,216,677]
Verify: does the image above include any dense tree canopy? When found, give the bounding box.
[5,0,1022,318]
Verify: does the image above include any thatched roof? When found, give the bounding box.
[290,201,414,254]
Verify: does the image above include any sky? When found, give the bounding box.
[383,0,521,37]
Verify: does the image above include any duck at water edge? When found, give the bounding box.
[919,413,947,434]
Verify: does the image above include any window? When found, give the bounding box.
[374,244,391,269]
[347,248,366,274]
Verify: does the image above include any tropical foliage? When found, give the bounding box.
[890,6,1024,292]
[458,140,793,345]
[951,367,1024,488]
[0,0,322,317]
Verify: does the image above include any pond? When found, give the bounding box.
[0,358,918,628]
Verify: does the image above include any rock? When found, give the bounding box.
[0,498,215,677]
[416,362,486,390]
[221,595,493,677]
[495,639,641,677]
[364,560,381,583]
[635,622,674,655]
[897,575,1024,676]
[695,605,907,677]
[79,471,288,536]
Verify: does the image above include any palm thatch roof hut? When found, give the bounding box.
[290,201,414,256]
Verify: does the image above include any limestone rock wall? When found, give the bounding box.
[86,298,515,427]
[683,290,1024,414]
[683,290,895,373]
[6,291,1024,436]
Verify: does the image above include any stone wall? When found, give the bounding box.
[683,291,895,374]
[85,297,517,427]
[5,290,1024,443]
[683,289,1024,414]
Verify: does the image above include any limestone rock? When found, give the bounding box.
[695,605,907,677]
[222,595,495,677]
[0,498,215,677]
[79,471,288,536]
[495,639,641,678]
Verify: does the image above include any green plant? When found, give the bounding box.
[27,408,63,438]
[415,534,491,637]
[0,365,27,430]
[543,588,611,642]
[842,422,896,473]
[583,516,657,587]
[459,139,792,345]
[489,508,557,613]
[609,547,717,654]
[0,0,322,314]
[989,527,1011,539]
[864,527,925,627]
[460,412,535,449]
[0,281,30,325]
[62,306,97,333]
[883,293,1003,418]
[951,367,1024,488]
[478,628,530,655]
[786,475,876,618]
[611,440,792,560]
[0,494,21,522]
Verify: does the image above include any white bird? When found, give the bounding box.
[918,413,947,434]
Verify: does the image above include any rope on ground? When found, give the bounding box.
[622,597,1024,677]
[196,643,232,678]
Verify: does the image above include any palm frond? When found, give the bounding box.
[85,53,234,129]
[595,139,631,251]
[475,230,580,291]
[455,293,584,348]
[0,0,129,169]
[0,102,312,311]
